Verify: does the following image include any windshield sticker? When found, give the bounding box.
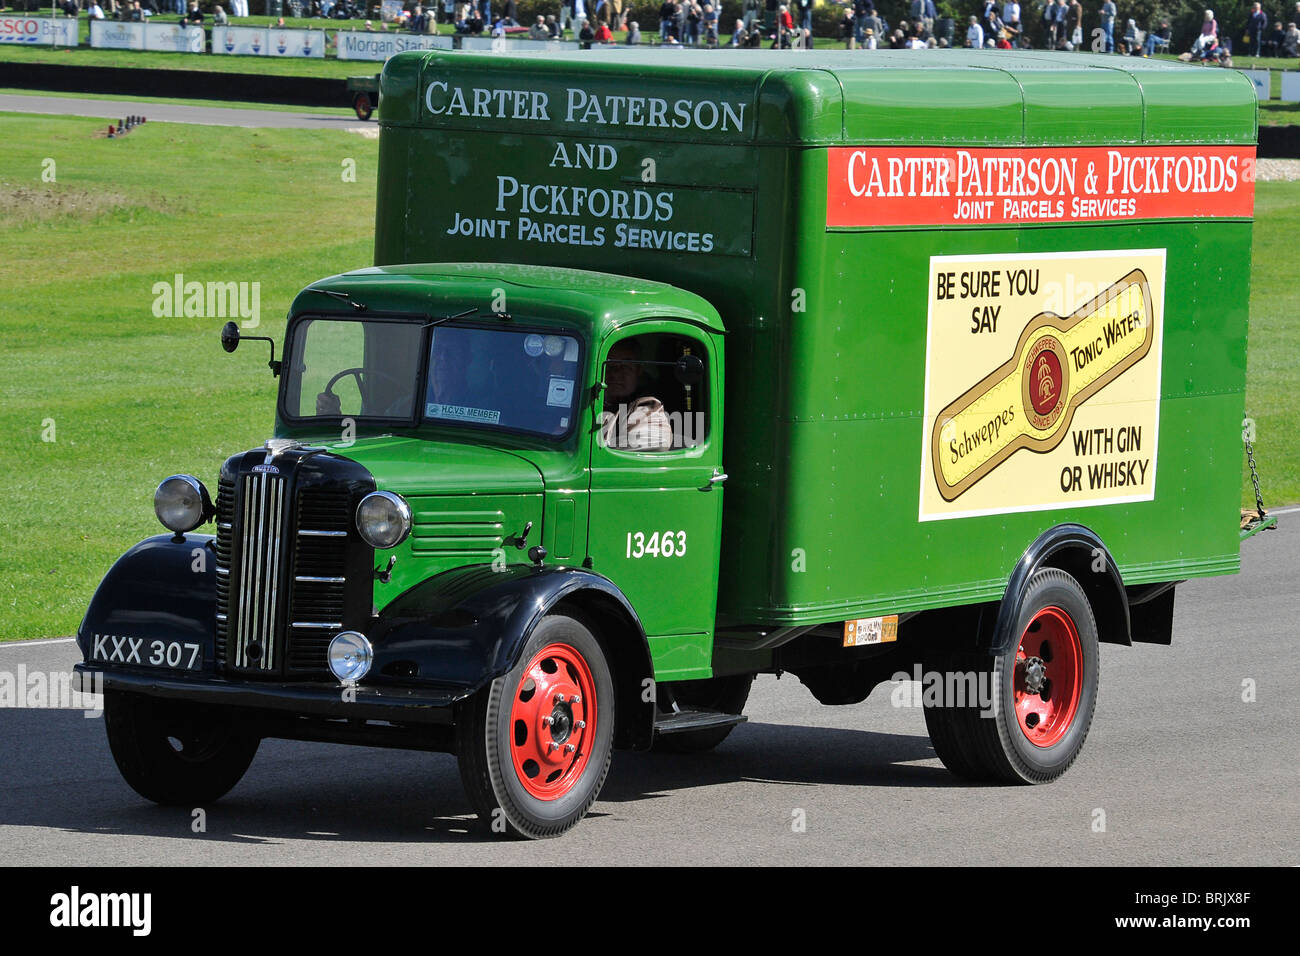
[426,402,502,424]
[562,338,579,363]
[547,378,575,408]
[524,334,544,357]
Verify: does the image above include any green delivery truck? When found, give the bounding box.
[78,50,1261,838]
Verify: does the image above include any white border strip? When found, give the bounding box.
[918,248,1167,523]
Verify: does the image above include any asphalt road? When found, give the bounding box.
[2,518,1296,866]
[0,93,369,130]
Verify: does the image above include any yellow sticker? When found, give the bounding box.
[920,251,1164,521]
[843,615,899,647]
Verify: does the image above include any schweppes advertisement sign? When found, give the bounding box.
[919,250,1165,521]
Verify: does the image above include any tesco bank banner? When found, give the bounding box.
[213,25,325,57]
[90,20,203,53]
[336,30,450,61]
[0,16,78,45]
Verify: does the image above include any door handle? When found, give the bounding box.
[700,470,728,491]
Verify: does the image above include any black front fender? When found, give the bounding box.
[77,534,217,664]
[369,563,644,690]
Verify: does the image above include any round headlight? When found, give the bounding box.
[154,475,211,534]
[328,631,373,682]
[356,491,411,550]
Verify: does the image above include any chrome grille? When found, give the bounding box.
[213,476,235,665]
[286,486,350,674]
[231,472,287,671]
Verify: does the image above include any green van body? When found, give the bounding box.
[354,49,1256,679]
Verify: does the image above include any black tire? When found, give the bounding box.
[352,92,373,121]
[923,568,1099,784]
[104,691,260,805]
[456,614,615,839]
[651,673,754,754]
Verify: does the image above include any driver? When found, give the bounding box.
[601,339,673,450]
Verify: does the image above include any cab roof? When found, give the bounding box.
[380,48,1257,146]
[292,263,726,337]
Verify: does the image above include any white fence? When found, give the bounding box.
[89,19,204,53]
[0,15,78,46]
[212,25,325,57]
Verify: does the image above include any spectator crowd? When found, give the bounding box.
[13,0,1300,59]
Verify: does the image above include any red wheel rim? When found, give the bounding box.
[1013,607,1083,748]
[508,642,598,800]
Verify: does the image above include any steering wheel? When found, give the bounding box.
[317,366,406,416]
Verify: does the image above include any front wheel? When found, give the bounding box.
[924,568,1099,784]
[456,614,615,839]
[104,691,260,805]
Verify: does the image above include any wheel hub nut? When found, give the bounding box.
[1022,656,1047,695]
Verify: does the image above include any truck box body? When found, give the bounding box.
[375,50,1256,630]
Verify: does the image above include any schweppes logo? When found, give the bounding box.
[932,269,1154,501]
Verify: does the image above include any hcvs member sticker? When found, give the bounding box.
[918,250,1165,521]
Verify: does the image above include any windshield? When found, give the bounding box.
[286,317,423,420]
[284,317,584,438]
[425,326,582,437]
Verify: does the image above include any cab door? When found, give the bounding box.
[584,325,724,682]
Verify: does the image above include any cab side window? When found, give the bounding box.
[599,333,709,452]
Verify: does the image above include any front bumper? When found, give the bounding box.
[74,663,461,725]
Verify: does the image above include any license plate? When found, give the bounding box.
[843,615,899,648]
[88,634,203,672]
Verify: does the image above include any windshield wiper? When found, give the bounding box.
[307,288,367,312]
[421,308,478,329]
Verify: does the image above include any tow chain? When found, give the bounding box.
[1246,436,1266,519]
[1241,432,1277,538]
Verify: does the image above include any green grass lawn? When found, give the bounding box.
[0,112,377,640]
[0,111,1295,641]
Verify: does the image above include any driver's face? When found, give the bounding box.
[431,337,470,399]
[605,344,642,402]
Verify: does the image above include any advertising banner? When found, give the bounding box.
[90,19,144,50]
[1240,69,1270,100]
[214,26,325,57]
[827,145,1256,228]
[0,16,78,46]
[142,21,204,53]
[266,28,325,57]
[1280,71,1300,103]
[335,30,449,60]
[919,249,1166,521]
[213,25,268,56]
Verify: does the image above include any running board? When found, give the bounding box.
[653,708,748,735]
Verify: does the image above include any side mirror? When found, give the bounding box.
[675,354,705,386]
[220,321,240,353]
[221,321,280,377]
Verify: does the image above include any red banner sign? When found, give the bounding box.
[826,145,1256,228]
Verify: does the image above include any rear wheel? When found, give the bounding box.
[456,614,615,839]
[923,568,1099,784]
[104,691,260,805]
